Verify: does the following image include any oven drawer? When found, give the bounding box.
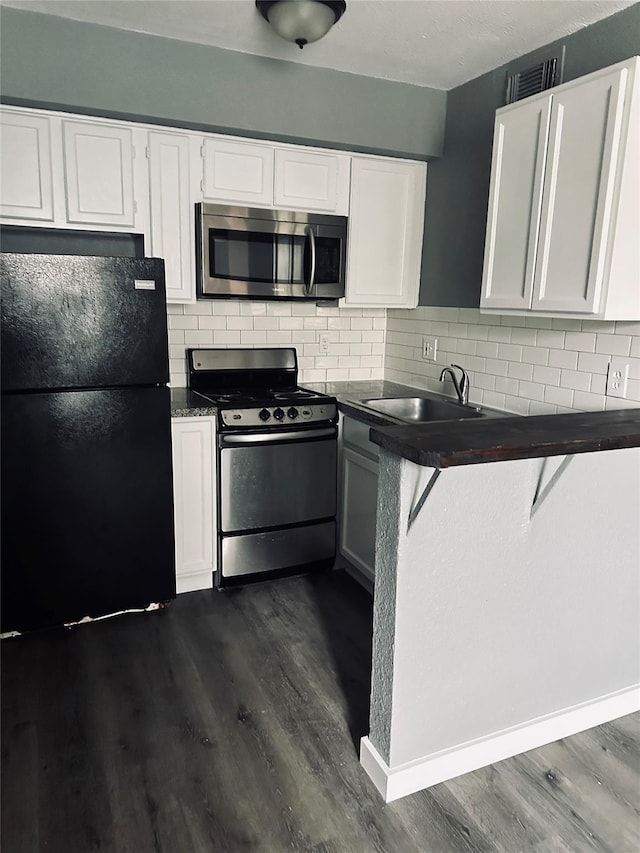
[219,434,337,532]
[221,520,336,578]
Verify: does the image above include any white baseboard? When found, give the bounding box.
[360,684,640,802]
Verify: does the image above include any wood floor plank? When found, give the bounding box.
[2,570,639,853]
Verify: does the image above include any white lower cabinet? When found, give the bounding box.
[340,416,379,585]
[171,416,216,593]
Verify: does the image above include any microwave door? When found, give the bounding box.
[312,224,347,299]
[202,216,308,299]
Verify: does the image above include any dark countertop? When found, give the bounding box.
[301,379,507,427]
[170,388,217,418]
[369,408,640,468]
[301,380,427,427]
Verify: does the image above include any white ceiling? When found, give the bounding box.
[2,0,637,89]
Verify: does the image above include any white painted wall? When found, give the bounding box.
[366,446,640,798]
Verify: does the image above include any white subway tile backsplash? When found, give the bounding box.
[548,349,579,370]
[589,373,607,395]
[529,401,557,416]
[279,317,305,330]
[166,299,640,410]
[596,333,631,356]
[564,331,597,352]
[560,369,592,392]
[532,365,561,386]
[544,385,574,407]
[521,346,549,365]
[384,308,640,414]
[510,328,538,346]
[497,343,523,362]
[495,376,519,396]
[524,316,554,329]
[507,361,533,381]
[572,391,605,411]
[551,318,582,331]
[518,381,545,401]
[227,317,254,330]
[488,326,512,343]
[169,315,198,330]
[576,351,611,374]
[536,329,566,348]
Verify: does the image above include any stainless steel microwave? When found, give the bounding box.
[195,203,347,301]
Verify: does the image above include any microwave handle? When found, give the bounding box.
[304,225,316,296]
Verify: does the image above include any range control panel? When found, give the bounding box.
[219,402,337,429]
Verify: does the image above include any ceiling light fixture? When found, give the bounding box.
[256,1,346,50]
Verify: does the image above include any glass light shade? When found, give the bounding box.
[266,1,338,47]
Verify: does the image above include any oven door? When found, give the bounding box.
[218,426,337,580]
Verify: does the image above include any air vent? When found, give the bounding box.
[506,58,558,105]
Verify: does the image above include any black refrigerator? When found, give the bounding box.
[1,253,176,633]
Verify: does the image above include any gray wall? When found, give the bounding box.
[420,2,640,306]
[0,6,445,160]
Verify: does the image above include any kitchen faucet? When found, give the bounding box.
[439,363,470,405]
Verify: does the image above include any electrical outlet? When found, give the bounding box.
[422,336,438,361]
[606,357,630,398]
[319,332,330,355]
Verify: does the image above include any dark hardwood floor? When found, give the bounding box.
[2,569,639,852]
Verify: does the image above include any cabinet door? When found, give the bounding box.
[532,66,627,313]
[345,157,426,308]
[480,97,551,310]
[171,417,216,593]
[202,138,274,206]
[63,120,136,226]
[274,148,350,214]
[0,111,54,221]
[340,446,378,582]
[147,131,194,303]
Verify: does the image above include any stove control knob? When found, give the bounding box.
[259,408,271,422]
[273,407,285,421]
[287,407,299,420]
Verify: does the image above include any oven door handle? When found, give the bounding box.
[219,426,335,446]
[304,224,316,297]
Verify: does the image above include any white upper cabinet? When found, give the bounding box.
[274,148,350,214]
[147,131,194,303]
[481,56,640,320]
[1,105,426,307]
[62,120,136,226]
[200,137,350,214]
[202,137,274,206]
[0,110,54,221]
[345,156,426,308]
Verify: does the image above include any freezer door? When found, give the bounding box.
[1,253,169,392]
[1,386,176,633]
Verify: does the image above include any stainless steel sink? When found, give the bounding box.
[361,396,484,423]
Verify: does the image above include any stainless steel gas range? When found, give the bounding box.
[188,348,338,587]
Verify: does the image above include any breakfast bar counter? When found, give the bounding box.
[359,406,640,804]
[369,408,640,468]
